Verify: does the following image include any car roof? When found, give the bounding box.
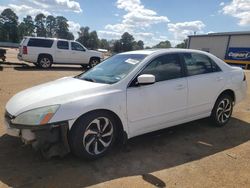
[120,48,210,55]
[24,36,75,42]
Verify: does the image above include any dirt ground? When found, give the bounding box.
[0,48,250,188]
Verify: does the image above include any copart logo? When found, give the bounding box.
[228,51,250,60]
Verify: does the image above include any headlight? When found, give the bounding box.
[12,105,60,125]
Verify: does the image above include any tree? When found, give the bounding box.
[153,40,171,48]
[55,16,71,39]
[120,32,134,52]
[137,40,144,50]
[46,15,56,37]
[175,39,188,48]
[113,40,122,53]
[99,39,110,50]
[77,27,90,47]
[18,15,35,39]
[67,32,74,40]
[88,31,99,49]
[0,8,19,42]
[133,40,144,50]
[35,13,46,37]
[77,27,99,49]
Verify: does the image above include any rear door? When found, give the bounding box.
[181,53,226,117]
[55,40,70,63]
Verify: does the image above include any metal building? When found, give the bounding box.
[188,31,250,69]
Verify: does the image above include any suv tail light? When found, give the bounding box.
[23,46,28,54]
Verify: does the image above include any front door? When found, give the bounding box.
[70,41,89,64]
[126,53,188,137]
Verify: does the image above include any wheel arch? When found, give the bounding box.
[217,89,235,103]
[37,53,53,63]
[89,56,100,62]
[70,109,128,144]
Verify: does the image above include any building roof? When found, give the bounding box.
[189,31,250,38]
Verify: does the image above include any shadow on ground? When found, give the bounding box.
[0,118,249,187]
[0,62,84,72]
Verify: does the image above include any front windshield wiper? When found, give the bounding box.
[82,77,95,82]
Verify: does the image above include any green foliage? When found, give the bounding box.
[175,39,188,48]
[76,27,99,49]
[0,8,151,52]
[153,40,171,48]
[46,15,56,37]
[0,8,19,42]
[35,13,46,37]
[18,15,35,39]
[55,16,72,39]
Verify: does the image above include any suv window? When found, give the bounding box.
[71,42,85,51]
[140,54,182,82]
[182,53,221,76]
[27,38,53,48]
[57,41,69,50]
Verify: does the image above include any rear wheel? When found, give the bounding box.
[69,111,117,159]
[89,58,100,68]
[38,55,52,68]
[211,95,233,126]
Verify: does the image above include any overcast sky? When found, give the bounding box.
[1,0,250,46]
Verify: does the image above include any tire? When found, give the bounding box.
[210,95,233,127]
[69,111,117,159]
[38,55,52,69]
[81,64,88,69]
[89,58,100,68]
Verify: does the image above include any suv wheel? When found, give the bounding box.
[89,58,100,68]
[69,111,116,159]
[211,95,233,126]
[38,56,52,68]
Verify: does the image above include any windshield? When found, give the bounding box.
[77,54,147,84]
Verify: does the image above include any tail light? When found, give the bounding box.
[23,46,28,54]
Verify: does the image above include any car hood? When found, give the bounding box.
[6,77,109,116]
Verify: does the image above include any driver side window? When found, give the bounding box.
[140,54,183,82]
[71,42,85,51]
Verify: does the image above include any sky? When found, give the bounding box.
[1,0,250,46]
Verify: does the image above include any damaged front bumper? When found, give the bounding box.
[4,111,71,158]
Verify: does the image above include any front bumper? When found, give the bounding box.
[4,111,71,158]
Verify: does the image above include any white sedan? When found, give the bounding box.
[4,49,247,159]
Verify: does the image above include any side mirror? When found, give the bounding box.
[137,74,155,85]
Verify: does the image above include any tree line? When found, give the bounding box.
[0,8,187,52]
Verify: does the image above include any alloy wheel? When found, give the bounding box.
[40,57,51,68]
[83,117,114,155]
[216,98,232,124]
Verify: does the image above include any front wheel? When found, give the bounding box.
[69,111,116,159]
[211,95,233,126]
[89,58,100,68]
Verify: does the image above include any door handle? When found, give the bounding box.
[216,77,223,81]
[176,84,185,90]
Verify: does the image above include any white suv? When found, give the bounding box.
[18,37,102,68]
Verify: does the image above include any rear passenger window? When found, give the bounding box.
[27,38,53,48]
[57,41,69,50]
[141,54,182,82]
[182,53,221,76]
